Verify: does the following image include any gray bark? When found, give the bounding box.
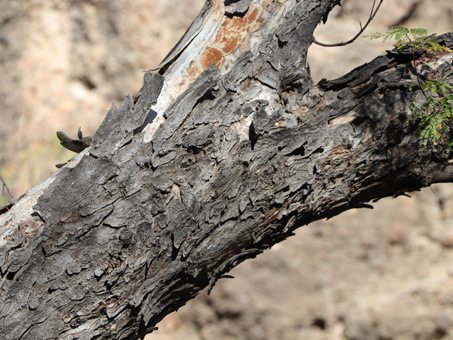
[1,0,452,339]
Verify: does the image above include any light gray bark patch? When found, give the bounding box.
[66,262,82,275]
[255,61,279,89]
[34,155,119,226]
[135,72,165,109]
[21,317,65,340]
[250,101,274,136]
[224,0,251,16]
[182,124,215,152]
[91,72,164,158]
[134,109,158,134]
[223,51,253,91]
[274,3,324,73]
[91,97,134,157]
[152,66,220,151]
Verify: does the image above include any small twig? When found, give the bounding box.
[313,0,384,47]
[0,174,14,200]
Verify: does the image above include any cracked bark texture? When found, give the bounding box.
[0,0,452,339]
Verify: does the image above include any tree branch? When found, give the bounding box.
[313,0,384,47]
[0,173,14,200]
[0,0,451,339]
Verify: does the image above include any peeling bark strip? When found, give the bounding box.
[0,0,452,338]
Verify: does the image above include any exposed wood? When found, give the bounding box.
[0,0,452,339]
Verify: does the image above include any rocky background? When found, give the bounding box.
[0,0,452,339]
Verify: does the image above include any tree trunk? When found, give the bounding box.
[1,0,452,339]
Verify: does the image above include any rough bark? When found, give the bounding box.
[0,0,452,339]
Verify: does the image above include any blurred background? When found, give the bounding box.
[0,0,452,339]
